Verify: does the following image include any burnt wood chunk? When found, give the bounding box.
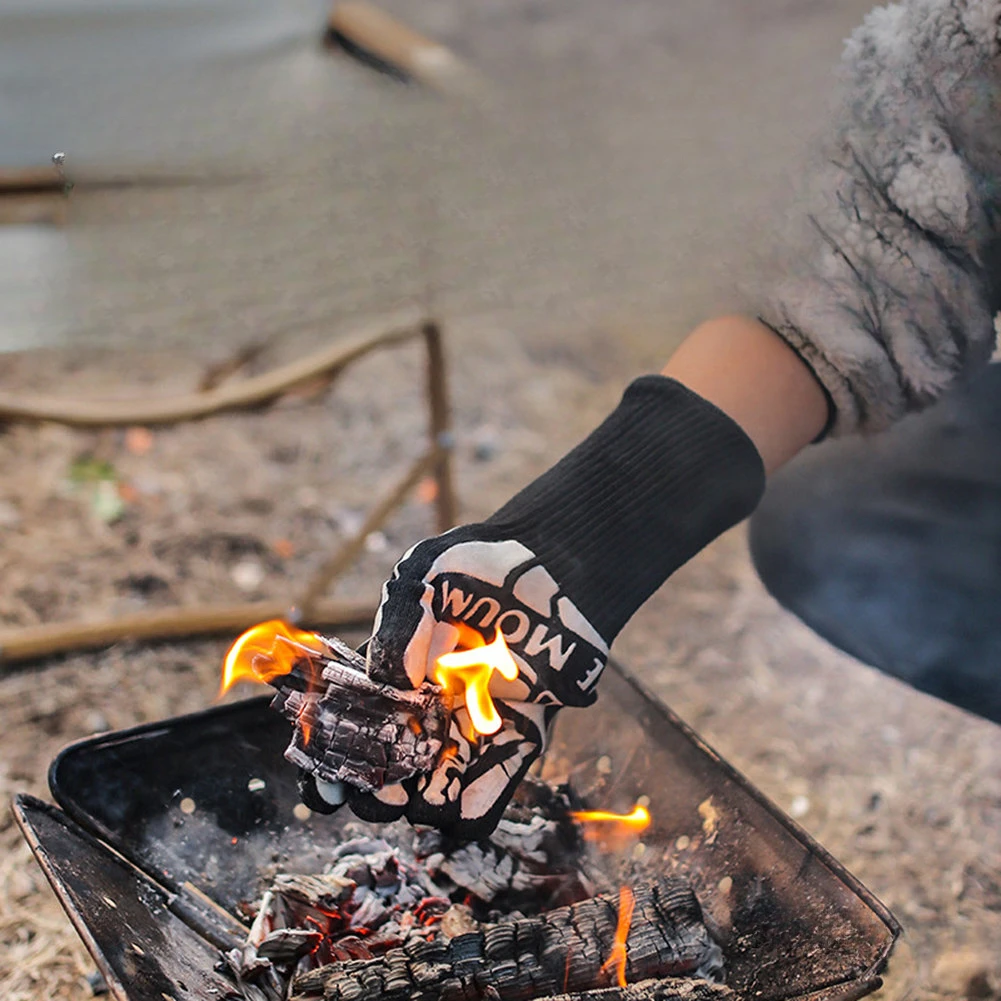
[536,980,736,1001]
[290,876,723,1000]
[268,634,450,792]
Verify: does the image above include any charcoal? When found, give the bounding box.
[268,638,449,793]
[272,874,355,911]
[290,876,721,1000]
[439,904,479,940]
[536,979,737,1001]
[257,929,324,964]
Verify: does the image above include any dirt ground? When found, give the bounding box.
[2,316,1000,1001]
[2,1,1001,999]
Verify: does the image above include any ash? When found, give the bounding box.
[219,776,594,1001]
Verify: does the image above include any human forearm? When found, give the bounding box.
[662,315,830,474]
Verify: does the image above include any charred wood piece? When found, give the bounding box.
[535,979,736,1001]
[256,928,324,963]
[290,876,722,1000]
[269,634,450,792]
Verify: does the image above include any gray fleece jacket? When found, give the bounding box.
[762,0,1001,436]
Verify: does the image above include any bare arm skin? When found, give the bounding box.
[663,315,829,475]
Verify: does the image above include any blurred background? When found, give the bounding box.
[1,2,999,999]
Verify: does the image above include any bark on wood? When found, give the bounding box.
[290,876,722,1000]
[270,635,450,792]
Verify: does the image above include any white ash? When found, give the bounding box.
[220,778,591,1000]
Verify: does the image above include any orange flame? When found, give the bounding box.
[433,626,519,736]
[570,803,651,841]
[220,620,326,695]
[220,620,327,744]
[601,886,635,988]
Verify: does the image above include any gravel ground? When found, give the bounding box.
[2,1,1000,999]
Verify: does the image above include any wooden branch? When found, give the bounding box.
[0,311,423,427]
[0,167,62,194]
[423,320,458,532]
[0,598,375,667]
[325,2,490,103]
[291,877,722,1000]
[296,447,442,620]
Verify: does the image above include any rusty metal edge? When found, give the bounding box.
[11,794,132,1001]
[602,659,903,984]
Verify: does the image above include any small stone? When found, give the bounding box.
[364,531,388,554]
[789,795,810,819]
[84,710,110,734]
[231,559,265,592]
[0,500,22,528]
[596,756,612,775]
[179,798,196,815]
[296,486,320,510]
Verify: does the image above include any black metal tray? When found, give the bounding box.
[13,660,901,1001]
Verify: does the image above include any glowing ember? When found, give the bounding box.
[601,886,635,988]
[220,619,326,696]
[433,627,519,736]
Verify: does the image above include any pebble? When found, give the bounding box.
[364,531,388,554]
[789,795,810,819]
[0,499,22,528]
[84,710,110,734]
[231,559,265,592]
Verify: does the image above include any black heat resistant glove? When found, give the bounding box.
[342,376,765,840]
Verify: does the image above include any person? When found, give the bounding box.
[303,0,1001,840]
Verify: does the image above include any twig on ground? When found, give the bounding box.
[0,310,423,428]
[0,598,376,668]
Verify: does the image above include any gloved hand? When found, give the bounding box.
[328,376,766,840]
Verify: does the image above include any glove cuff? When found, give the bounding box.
[485,375,766,642]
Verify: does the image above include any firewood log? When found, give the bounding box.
[290,876,723,1000]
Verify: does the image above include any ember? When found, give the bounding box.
[218,778,724,1001]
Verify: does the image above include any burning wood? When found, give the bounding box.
[220,622,450,793]
[290,876,723,1000]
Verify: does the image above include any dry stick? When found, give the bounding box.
[294,448,443,621]
[325,2,487,100]
[0,598,375,667]
[0,311,423,427]
[423,320,458,531]
[0,166,253,194]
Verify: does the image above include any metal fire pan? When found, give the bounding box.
[14,660,900,1001]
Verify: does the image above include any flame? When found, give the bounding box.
[433,626,519,736]
[220,619,325,694]
[570,803,651,841]
[601,886,635,988]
